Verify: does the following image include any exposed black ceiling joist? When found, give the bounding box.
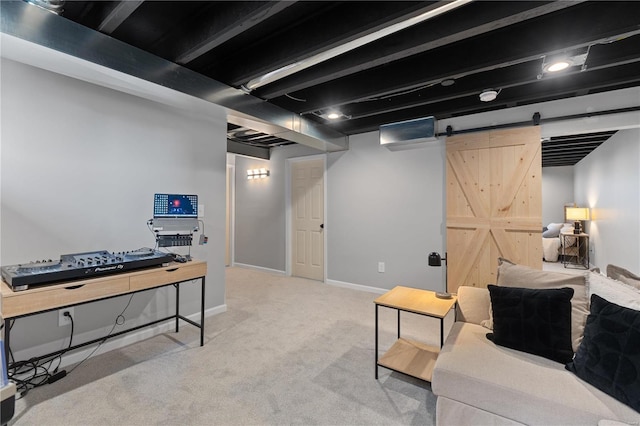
[254,1,581,100]
[173,1,298,65]
[42,0,640,162]
[97,1,144,34]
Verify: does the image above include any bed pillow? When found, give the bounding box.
[487,285,574,363]
[491,258,589,352]
[566,294,640,412]
[542,222,563,238]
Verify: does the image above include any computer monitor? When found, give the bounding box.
[153,194,198,219]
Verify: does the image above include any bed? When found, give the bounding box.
[542,205,577,263]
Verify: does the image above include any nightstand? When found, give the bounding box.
[561,232,589,269]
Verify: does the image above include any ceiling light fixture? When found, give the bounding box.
[243,0,472,91]
[314,110,351,121]
[479,89,499,102]
[539,50,589,78]
[545,60,572,73]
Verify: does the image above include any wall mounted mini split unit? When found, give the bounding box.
[379,116,438,147]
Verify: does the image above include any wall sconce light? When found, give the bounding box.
[428,251,452,299]
[247,168,270,179]
[565,207,590,234]
[247,167,270,179]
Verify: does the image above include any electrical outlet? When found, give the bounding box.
[58,307,74,327]
[198,204,205,218]
[378,262,385,273]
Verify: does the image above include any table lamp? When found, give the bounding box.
[428,252,452,299]
[565,207,590,234]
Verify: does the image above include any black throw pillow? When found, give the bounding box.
[486,285,574,363]
[566,294,640,412]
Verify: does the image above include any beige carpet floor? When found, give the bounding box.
[9,267,451,425]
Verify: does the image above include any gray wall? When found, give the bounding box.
[326,132,445,292]
[574,128,640,272]
[542,166,574,226]
[233,133,446,291]
[234,144,320,271]
[1,59,227,359]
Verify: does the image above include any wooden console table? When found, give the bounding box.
[374,286,457,382]
[2,260,207,370]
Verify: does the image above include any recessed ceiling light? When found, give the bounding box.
[540,51,589,78]
[314,110,351,121]
[545,60,572,73]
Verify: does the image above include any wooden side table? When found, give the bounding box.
[561,232,589,269]
[374,286,457,382]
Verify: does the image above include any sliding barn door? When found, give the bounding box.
[446,127,542,294]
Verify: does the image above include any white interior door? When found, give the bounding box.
[291,158,324,281]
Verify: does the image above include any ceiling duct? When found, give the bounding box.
[380,116,438,147]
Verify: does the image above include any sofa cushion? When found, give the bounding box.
[607,264,640,282]
[588,271,640,311]
[432,322,640,425]
[620,276,640,291]
[566,294,640,413]
[493,258,589,352]
[487,285,574,363]
[456,286,491,325]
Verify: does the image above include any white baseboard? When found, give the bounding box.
[232,263,286,276]
[11,304,227,370]
[326,278,387,295]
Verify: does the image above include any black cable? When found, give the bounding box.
[7,312,76,397]
[67,293,135,375]
[49,312,74,374]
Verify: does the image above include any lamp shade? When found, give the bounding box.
[565,207,590,221]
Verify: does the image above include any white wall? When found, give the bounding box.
[1,59,227,360]
[327,134,445,292]
[574,128,640,272]
[542,166,574,225]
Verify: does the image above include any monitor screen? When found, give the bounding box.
[154,194,198,218]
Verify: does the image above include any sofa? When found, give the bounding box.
[432,259,640,425]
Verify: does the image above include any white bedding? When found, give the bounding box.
[542,237,561,262]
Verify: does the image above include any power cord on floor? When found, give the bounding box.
[67,293,134,375]
[8,312,74,398]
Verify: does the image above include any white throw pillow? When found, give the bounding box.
[588,271,640,311]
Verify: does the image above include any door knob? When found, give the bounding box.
[320,224,324,229]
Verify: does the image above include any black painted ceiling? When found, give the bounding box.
[55,1,640,166]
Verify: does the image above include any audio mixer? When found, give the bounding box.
[1,248,173,291]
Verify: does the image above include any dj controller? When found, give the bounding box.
[1,248,173,291]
